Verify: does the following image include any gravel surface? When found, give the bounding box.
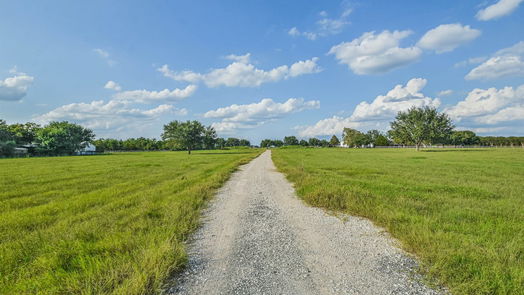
[163,150,443,295]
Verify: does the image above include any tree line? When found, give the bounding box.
[1,120,94,157]
[260,107,524,150]
[2,108,523,157]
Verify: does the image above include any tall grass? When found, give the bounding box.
[0,150,260,294]
[272,148,524,295]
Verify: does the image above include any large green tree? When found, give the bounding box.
[161,120,207,154]
[37,121,95,155]
[7,122,40,145]
[389,106,454,151]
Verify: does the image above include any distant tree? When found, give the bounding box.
[239,139,251,147]
[7,122,40,145]
[283,136,299,146]
[374,135,390,146]
[343,128,368,147]
[0,120,13,142]
[272,139,284,147]
[203,126,218,150]
[226,137,241,147]
[320,139,330,147]
[0,140,16,157]
[308,138,321,147]
[299,139,309,146]
[162,120,206,154]
[365,129,390,146]
[389,106,454,151]
[0,120,16,156]
[216,138,226,149]
[260,139,273,148]
[329,135,340,147]
[450,130,480,146]
[37,121,95,155]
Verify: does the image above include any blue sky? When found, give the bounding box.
[1,0,523,143]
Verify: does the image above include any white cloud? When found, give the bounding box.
[36,100,186,131]
[298,78,440,136]
[350,78,440,121]
[298,116,361,137]
[225,53,251,64]
[438,89,454,96]
[328,30,421,75]
[93,48,116,66]
[445,84,524,123]
[477,105,524,124]
[104,80,122,91]
[476,0,524,21]
[466,41,524,80]
[204,98,319,133]
[454,56,487,68]
[417,23,481,53]
[288,8,352,40]
[0,69,34,101]
[158,55,320,87]
[112,85,197,103]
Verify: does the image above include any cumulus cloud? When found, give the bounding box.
[445,84,524,123]
[158,55,320,87]
[36,100,186,130]
[204,98,319,133]
[299,78,440,136]
[0,69,34,101]
[417,23,481,53]
[328,30,421,75]
[93,48,116,66]
[113,85,197,103]
[288,8,352,40]
[104,80,122,91]
[476,0,524,21]
[466,41,524,80]
[351,78,440,121]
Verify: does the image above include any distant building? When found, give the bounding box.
[76,143,97,155]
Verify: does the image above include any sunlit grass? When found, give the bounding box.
[272,147,524,295]
[0,149,261,294]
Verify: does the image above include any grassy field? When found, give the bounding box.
[0,149,261,294]
[272,147,524,295]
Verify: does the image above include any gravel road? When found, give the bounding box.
[164,150,443,295]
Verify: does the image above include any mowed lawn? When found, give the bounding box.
[272,148,524,295]
[0,149,260,294]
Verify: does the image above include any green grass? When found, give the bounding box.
[272,147,524,295]
[0,149,261,294]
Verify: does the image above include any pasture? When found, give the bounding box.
[0,149,260,294]
[272,147,524,295]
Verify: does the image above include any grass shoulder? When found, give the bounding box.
[272,147,524,295]
[0,149,262,294]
